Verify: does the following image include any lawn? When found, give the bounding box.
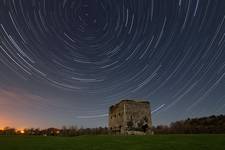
[0,134,225,150]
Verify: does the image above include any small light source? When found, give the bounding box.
[20,130,24,134]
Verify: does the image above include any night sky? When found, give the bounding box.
[0,0,225,129]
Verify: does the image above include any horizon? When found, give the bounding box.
[1,0,225,129]
[1,113,224,131]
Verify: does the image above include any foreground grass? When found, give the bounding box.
[0,134,225,150]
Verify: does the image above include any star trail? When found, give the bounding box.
[0,0,225,128]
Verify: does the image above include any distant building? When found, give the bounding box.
[109,100,152,135]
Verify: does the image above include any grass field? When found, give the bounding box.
[0,134,225,150]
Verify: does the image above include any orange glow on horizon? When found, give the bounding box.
[20,130,25,134]
[0,127,26,133]
[14,128,25,134]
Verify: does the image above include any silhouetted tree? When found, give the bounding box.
[153,114,225,134]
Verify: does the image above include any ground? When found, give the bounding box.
[0,134,225,150]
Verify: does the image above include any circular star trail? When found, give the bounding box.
[0,0,225,127]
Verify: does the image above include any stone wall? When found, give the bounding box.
[109,100,152,134]
[108,101,125,132]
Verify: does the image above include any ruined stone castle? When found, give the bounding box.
[109,100,152,135]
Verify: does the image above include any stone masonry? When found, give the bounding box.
[109,100,152,134]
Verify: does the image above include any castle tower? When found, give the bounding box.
[109,100,152,135]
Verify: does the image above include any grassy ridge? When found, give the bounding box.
[0,134,225,150]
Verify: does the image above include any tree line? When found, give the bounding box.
[153,114,225,134]
[1,114,224,136]
[0,126,108,136]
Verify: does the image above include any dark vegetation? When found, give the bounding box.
[0,126,108,136]
[153,114,225,134]
[0,114,225,136]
